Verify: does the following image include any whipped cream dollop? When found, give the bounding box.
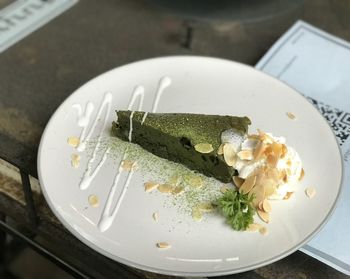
[222,129,303,200]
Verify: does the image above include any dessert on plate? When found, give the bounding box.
[112,110,303,231]
[112,111,251,183]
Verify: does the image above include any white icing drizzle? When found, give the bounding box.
[76,92,112,190]
[72,77,172,232]
[127,86,145,142]
[97,151,135,232]
[141,76,171,124]
[74,93,112,152]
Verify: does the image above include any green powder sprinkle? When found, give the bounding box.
[86,136,224,218]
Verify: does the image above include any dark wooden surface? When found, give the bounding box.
[0,0,350,278]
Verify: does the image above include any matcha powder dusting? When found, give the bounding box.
[90,136,225,219]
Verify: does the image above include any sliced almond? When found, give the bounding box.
[258,130,274,144]
[232,176,244,188]
[259,226,268,236]
[283,192,294,200]
[305,187,316,199]
[281,144,288,158]
[121,160,137,171]
[271,142,283,158]
[172,186,184,195]
[144,181,159,192]
[194,143,214,154]
[191,207,202,221]
[220,186,230,193]
[257,209,270,223]
[286,112,296,120]
[299,168,305,181]
[258,200,264,211]
[250,184,265,208]
[217,143,224,155]
[152,212,159,222]
[267,168,279,182]
[67,136,80,148]
[262,199,272,213]
[266,154,278,167]
[253,141,265,160]
[71,154,80,168]
[264,179,277,198]
[255,168,266,186]
[246,223,263,232]
[237,150,253,160]
[198,202,214,213]
[168,175,181,186]
[223,143,236,166]
[157,242,171,249]
[88,195,99,207]
[184,175,203,188]
[239,175,256,194]
[158,184,173,193]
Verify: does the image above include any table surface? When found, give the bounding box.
[0,0,350,278]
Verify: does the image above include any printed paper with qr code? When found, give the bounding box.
[256,20,350,275]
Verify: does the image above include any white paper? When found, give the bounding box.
[256,20,350,275]
[0,0,78,53]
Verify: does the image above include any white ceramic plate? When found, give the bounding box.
[38,56,342,277]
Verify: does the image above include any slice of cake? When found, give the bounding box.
[112,111,251,182]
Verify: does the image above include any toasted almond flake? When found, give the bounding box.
[232,176,244,188]
[121,160,137,171]
[217,143,224,155]
[168,175,181,186]
[264,179,277,198]
[271,142,283,158]
[158,184,173,193]
[287,112,296,120]
[283,192,294,200]
[246,223,263,232]
[267,168,279,182]
[191,207,202,221]
[262,199,271,213]
[67,136,80,148]
[281,144,288,158]
[172,186,184,195]
[264,145,273,155]
[257,209,270,223]
[305,187,316,199]
[71,154,80,168]
[223,143,236,166]
[258,130,274,144]
[266,154,278,167]
[194,143,214,154]
[255,168,266,186]
[220,186,230,193]
[259,226,268,235]
[152,212,159,222]
[253,141,265,160]
[88,195,99,207]
[299,168,305,181]
[237,150,253,160]
[157,242,171,249]
[144,181,159,192]
[250,184,266,208]
[184,175,203,188]
[239,175,256,194]
[198,202,214,212]
[279,169,287,180]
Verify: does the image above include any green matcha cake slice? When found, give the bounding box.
[112,111,251,183]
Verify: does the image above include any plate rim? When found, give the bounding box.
[37,55,344,277]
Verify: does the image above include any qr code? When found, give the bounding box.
[307,97,350,146]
